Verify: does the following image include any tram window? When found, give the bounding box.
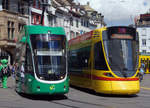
[149,60,150,72]
[94,42,108,70]
[69,46,91,72]
[77,47,90,68]
[69,50,78,68]
[25,45,34,74]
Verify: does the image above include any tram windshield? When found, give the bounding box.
[103,27,138,77]
[30,34,66,81]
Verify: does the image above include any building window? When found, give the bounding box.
[11,29,14,38]
[18,1,25,14]
[70,31,75,39]
[54,16,57,25]
[8,28,10,39]
[2,0,9,10]
[63,19,69,27]
[31,14,34,24]
[84,20,86,26]
[76,19,78,28]
[87,21,89,27]
[48,15,53,26]
[37,0,40,9]
[142,39,146,46]
[81,19,84,26]
[142,28,146,36]
[70,17,73,26]
[76,32,79,37]
[142,50,146,53]
[8,21,15,39]
[18,23,25,32]
[31,12,43,25]
[33,0,35,7]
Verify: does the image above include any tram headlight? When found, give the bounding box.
[40,77,44,80]
[60,76,64,79]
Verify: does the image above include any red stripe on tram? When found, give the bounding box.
[70,74,139,81]
[92,75,139,81]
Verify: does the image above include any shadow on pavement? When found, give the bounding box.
[70,85,138,98]
[17,92,68,101]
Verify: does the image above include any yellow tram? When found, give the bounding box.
[68,26,140,95]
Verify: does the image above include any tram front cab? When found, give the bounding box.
[92,70,140,95]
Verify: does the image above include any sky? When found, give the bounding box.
[74,0,150,26]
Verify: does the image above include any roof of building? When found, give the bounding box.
[52,0,72,7]
[81,2,95,12]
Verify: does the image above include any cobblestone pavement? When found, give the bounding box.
[0,75,150,108]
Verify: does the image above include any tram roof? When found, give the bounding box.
[24,25,66,35]
[69,31,93,46]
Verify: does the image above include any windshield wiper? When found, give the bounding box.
[108,57,127,78]
[111,64,127,78]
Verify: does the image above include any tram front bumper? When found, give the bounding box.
[94,80,140,95]
[111,81,140,95]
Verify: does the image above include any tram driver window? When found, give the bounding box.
[94,42,108,70]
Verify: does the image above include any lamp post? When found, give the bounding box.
[40,3,50,25]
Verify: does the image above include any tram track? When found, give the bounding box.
[50,98,116,108]
[141,86,150,90]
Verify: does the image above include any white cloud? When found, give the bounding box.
[75,0,150,26]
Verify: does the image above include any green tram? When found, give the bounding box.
[15,25,69,95]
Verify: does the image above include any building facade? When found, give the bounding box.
[29,0,105,40]
[137,27,150,55]
[135,13,150,26]
[0,0,29,64]
[136,13,150,55]
[0,0,105,63]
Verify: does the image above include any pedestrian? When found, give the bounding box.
[139,63,145,82]
[0,62,3,85]
[20,63,25,83]
[14,62,19,73]
[11,64,15,78]
[1,59,10,88]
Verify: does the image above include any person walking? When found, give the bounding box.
[0,62,3,85]
[139,63,145,82]
[1,59,10,88]
[11,64,15,78]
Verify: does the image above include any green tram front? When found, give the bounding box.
[15,26,69,95]
[31,34,66,81]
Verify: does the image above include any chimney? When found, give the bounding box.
[87,2,90,6]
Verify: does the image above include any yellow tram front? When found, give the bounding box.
[94,26,140,95]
